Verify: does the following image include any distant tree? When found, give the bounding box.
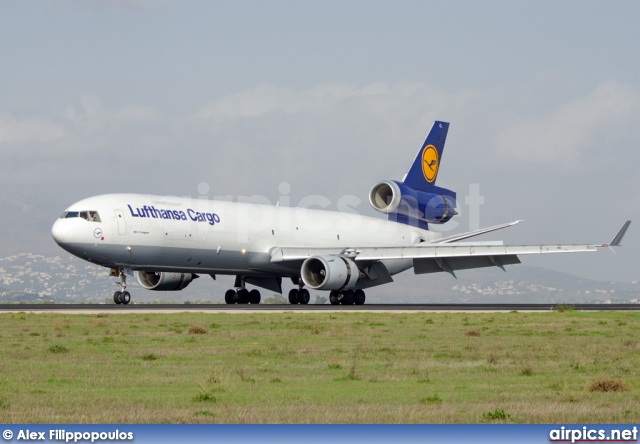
[314,295,327,304]
[263,294,287,304]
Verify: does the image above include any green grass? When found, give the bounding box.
[483,408,511,421]
[0,310,639,423]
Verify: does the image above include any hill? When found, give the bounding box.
[0,251,637,304]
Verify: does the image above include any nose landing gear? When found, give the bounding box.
[113,269,131,305]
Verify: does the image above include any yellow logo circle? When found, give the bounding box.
[421,145,439,183]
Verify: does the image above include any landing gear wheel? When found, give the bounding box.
[341,290,355,305]
[237,289,249,304]
[329,290,340,305]
[249,289,261,304]
[288,289,299,304]
[224,289,236,304]
[354,289,366,305]
[113,269,129,304]
[297,289,310,305]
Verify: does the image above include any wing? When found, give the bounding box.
[268,220,525,263]
[351,243,595,278]
[270,221,631,279]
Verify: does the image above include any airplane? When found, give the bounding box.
[51,121,631,305]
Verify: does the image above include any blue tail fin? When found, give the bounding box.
[402,121,449,192]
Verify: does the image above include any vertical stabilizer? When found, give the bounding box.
[402,121,449,192]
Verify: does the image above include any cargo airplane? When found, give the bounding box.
[51,121,630,305]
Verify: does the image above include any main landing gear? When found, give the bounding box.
[113,269,131,305]
[288,288,311,305]
[329,289,366,305]
[224,276,261,304]
[287,277,310,304]
[224,288,261,304]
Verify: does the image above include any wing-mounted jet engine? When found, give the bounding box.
[301,255,360,291]
[136,271,196,291]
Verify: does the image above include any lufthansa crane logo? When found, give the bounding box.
[421,144,439,183]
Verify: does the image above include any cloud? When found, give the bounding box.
[2,80,639,213]
[190,82,428,123]
[495,81,640,169]
[58,0,167,13]
[0,113,66,146]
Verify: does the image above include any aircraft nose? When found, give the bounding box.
[51,219,67,244]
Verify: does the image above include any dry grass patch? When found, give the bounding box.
[465,329,481,337]
[519,364,534,376]
[187,325,208,335]
[588,378,629,392]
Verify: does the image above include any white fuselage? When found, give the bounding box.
[51,194,440,278]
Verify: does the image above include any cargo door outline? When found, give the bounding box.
[115,210,126,235]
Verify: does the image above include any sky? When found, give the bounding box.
[1,0,638,284]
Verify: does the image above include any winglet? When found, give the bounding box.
[609,220,631,247]
[601,220,631,254]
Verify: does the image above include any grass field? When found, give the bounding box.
[0,309,639,423]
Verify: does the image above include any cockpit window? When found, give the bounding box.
[61,211,101,222]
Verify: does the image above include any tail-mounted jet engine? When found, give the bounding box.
[369,180,456,226]
[301,255,359,290]
[135,271,196,291]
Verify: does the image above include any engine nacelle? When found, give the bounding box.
[369,180,456,225]
[135,271,195,291]
[301,255,359,291]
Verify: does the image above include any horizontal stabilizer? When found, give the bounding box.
[434,220,522,244]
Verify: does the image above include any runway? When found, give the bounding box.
[1,303,639,312]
